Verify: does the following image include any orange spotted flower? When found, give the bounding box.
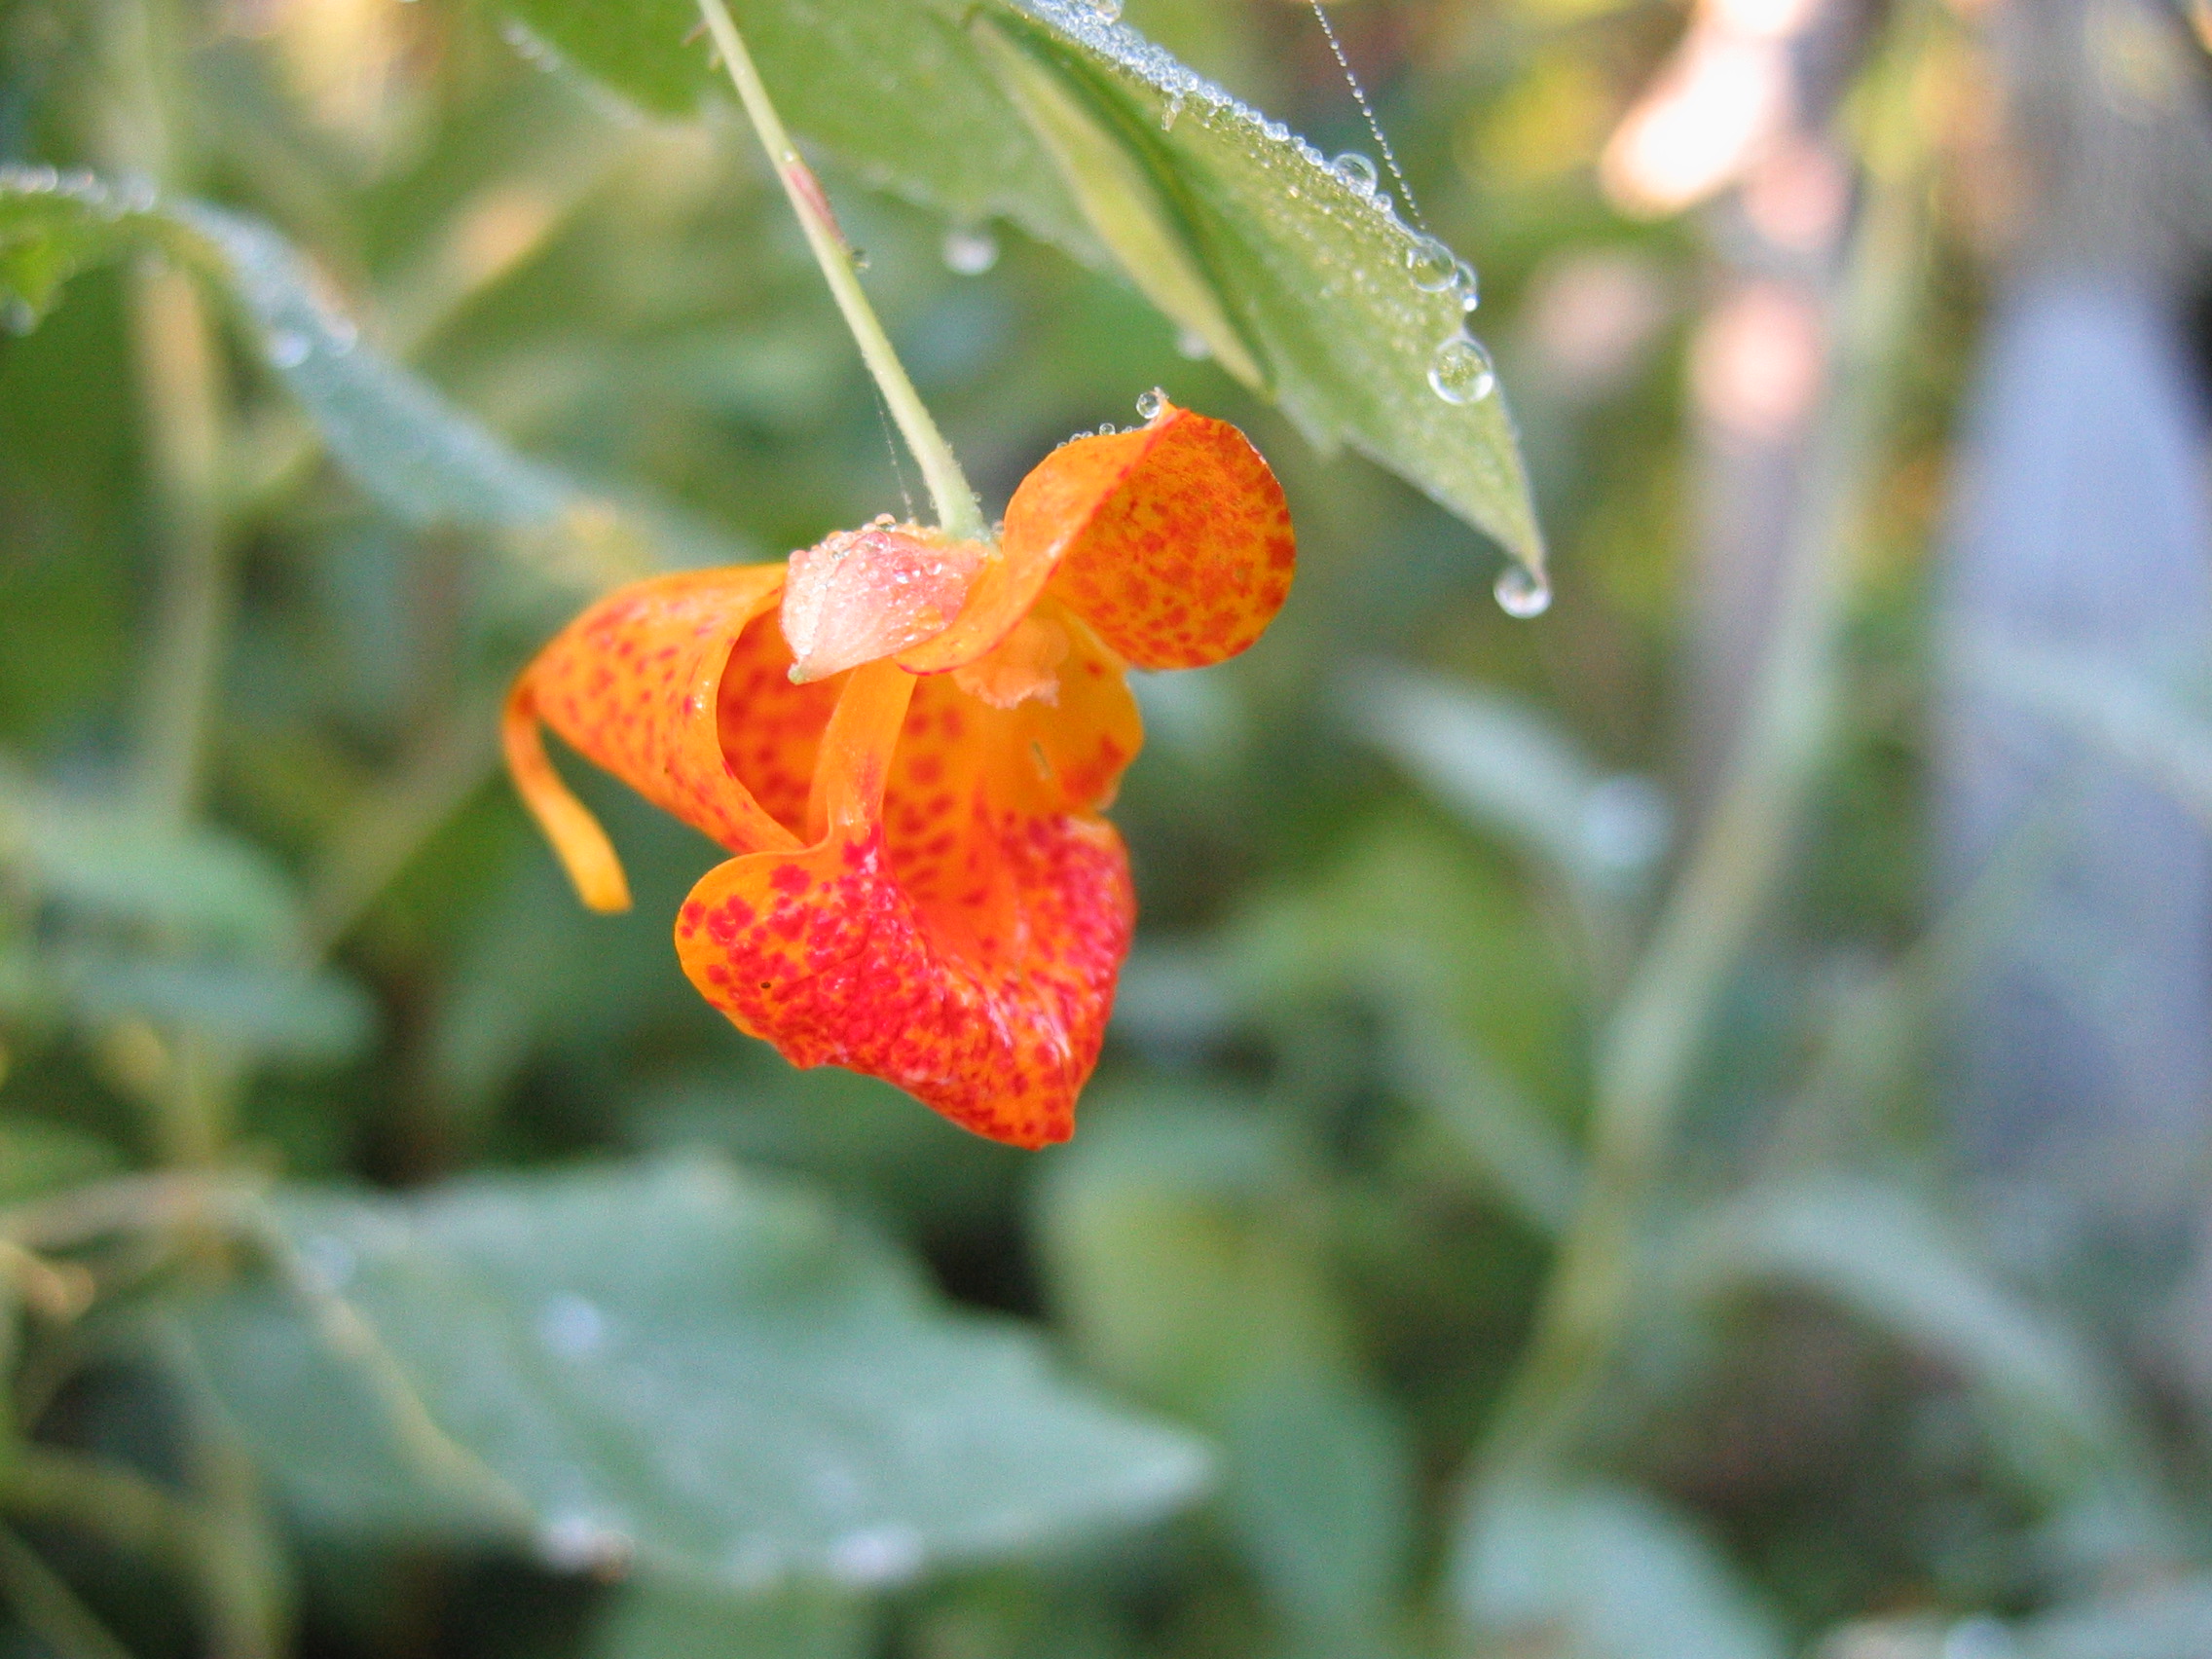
[502,399,1293,1148]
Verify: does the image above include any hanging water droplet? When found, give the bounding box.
[1135,387,1166,421]
[1427,332,1494,404]
[1493,565,1551,619]
[1454,259,1481,313]
[267,329,312,370]
[940,225,998,276]
[1174,326,1211,361]
[1406,235,1457,293]
[1331,152,1380,196]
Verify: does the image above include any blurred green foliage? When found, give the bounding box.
[2,2,2211,1659]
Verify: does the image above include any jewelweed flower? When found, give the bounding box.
[503,399,1293,1147]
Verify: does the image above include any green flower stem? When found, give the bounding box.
[1473,11,1935,1483]
[692,0,985,542]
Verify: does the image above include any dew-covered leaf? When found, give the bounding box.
[490,0,1543,573]
[185,1157,1209,1593]
[0,169,632,565]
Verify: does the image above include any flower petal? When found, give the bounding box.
[898,401,1294,676]
[675,659,1134,1148]
[509,568,854,913]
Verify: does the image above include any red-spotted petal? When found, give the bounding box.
[674,659,1135,1148]
[506,566,845,910]
[897,399,1294,676]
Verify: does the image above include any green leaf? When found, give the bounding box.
[0,170,641,570]
[1452,1481,1785,1659]
[1349,666,1671,899]
[185,1156,1208,1593]
[58,955,375,1063]
[0,783,304,956]
[0,1118,125,1205]
[489,0,1543,573]
[0,166,163,325]
[1034,1099,1414,1652]
[587,1581,872,1659]
[1677,1177,2168,1522]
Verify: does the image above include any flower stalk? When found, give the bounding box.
[692,0,986,542]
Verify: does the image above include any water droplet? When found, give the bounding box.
[1427,332,1494,404]
[1331,152,1379,196]
[827,1525,924,1587]
[267,329,312,370]
[0,297,37,337]
[1454,259,1481,313]
[1077,0,1123,18]
[1493,565,1551,619]
[849,246,869,272]
[1263,119,1290,142]
[1406,235,1457,293]
[1174,326,1211,360]
[1161,94,1184,131]
[537,1294,607,1359]
[1135,387,1166,421]
[940,225,998,276]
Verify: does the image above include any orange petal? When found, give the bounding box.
[503,679,632,913]
[678,660,1130,1148]
[900,400,1294,676]
[511,569,846,915]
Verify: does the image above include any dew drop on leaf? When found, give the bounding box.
[1455,258,1481,313]
[1406,235,1457,292]
[940,225,999,275]
[1493,564,1552,618]
[1427,332,1494,404]
[1136,387,1166,420]
[1331,152,1379,196]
